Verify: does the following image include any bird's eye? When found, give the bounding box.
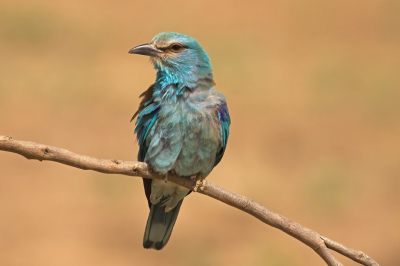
[171,44,184,52]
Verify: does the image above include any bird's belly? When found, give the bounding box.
[145,101,220,177]
[174,116,220,177]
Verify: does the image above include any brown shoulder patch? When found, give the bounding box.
[130,84,155,122]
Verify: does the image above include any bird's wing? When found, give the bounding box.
[131,84,155,122]
[132,84,159,207]
[131,84,159,161]
[214,101,231,167]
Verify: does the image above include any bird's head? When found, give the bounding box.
[129,32,212,79]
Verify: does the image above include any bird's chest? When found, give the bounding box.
[148,99,220,176]
[159,100,220,147]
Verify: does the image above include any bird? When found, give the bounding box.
[129,32,230,250]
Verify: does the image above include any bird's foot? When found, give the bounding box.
[164,172,168,183]
[193,174,206,192]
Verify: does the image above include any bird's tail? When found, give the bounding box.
[143,198,183,250]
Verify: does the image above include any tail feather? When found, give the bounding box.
[143,198,183,250]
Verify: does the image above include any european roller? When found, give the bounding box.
[129,32,231,250]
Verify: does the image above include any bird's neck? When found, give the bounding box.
[153,65,214,100]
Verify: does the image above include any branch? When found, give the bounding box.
[0,135,379,266]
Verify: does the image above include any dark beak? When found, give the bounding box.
[129,43,162,57]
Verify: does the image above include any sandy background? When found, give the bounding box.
[1,0,399,265]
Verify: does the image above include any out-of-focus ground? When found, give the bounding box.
[1,0,399,265]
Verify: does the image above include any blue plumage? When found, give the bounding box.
[129,32,231,250]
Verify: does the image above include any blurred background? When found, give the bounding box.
[1,0,399,265]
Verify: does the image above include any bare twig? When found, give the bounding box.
[0,135,379,266]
